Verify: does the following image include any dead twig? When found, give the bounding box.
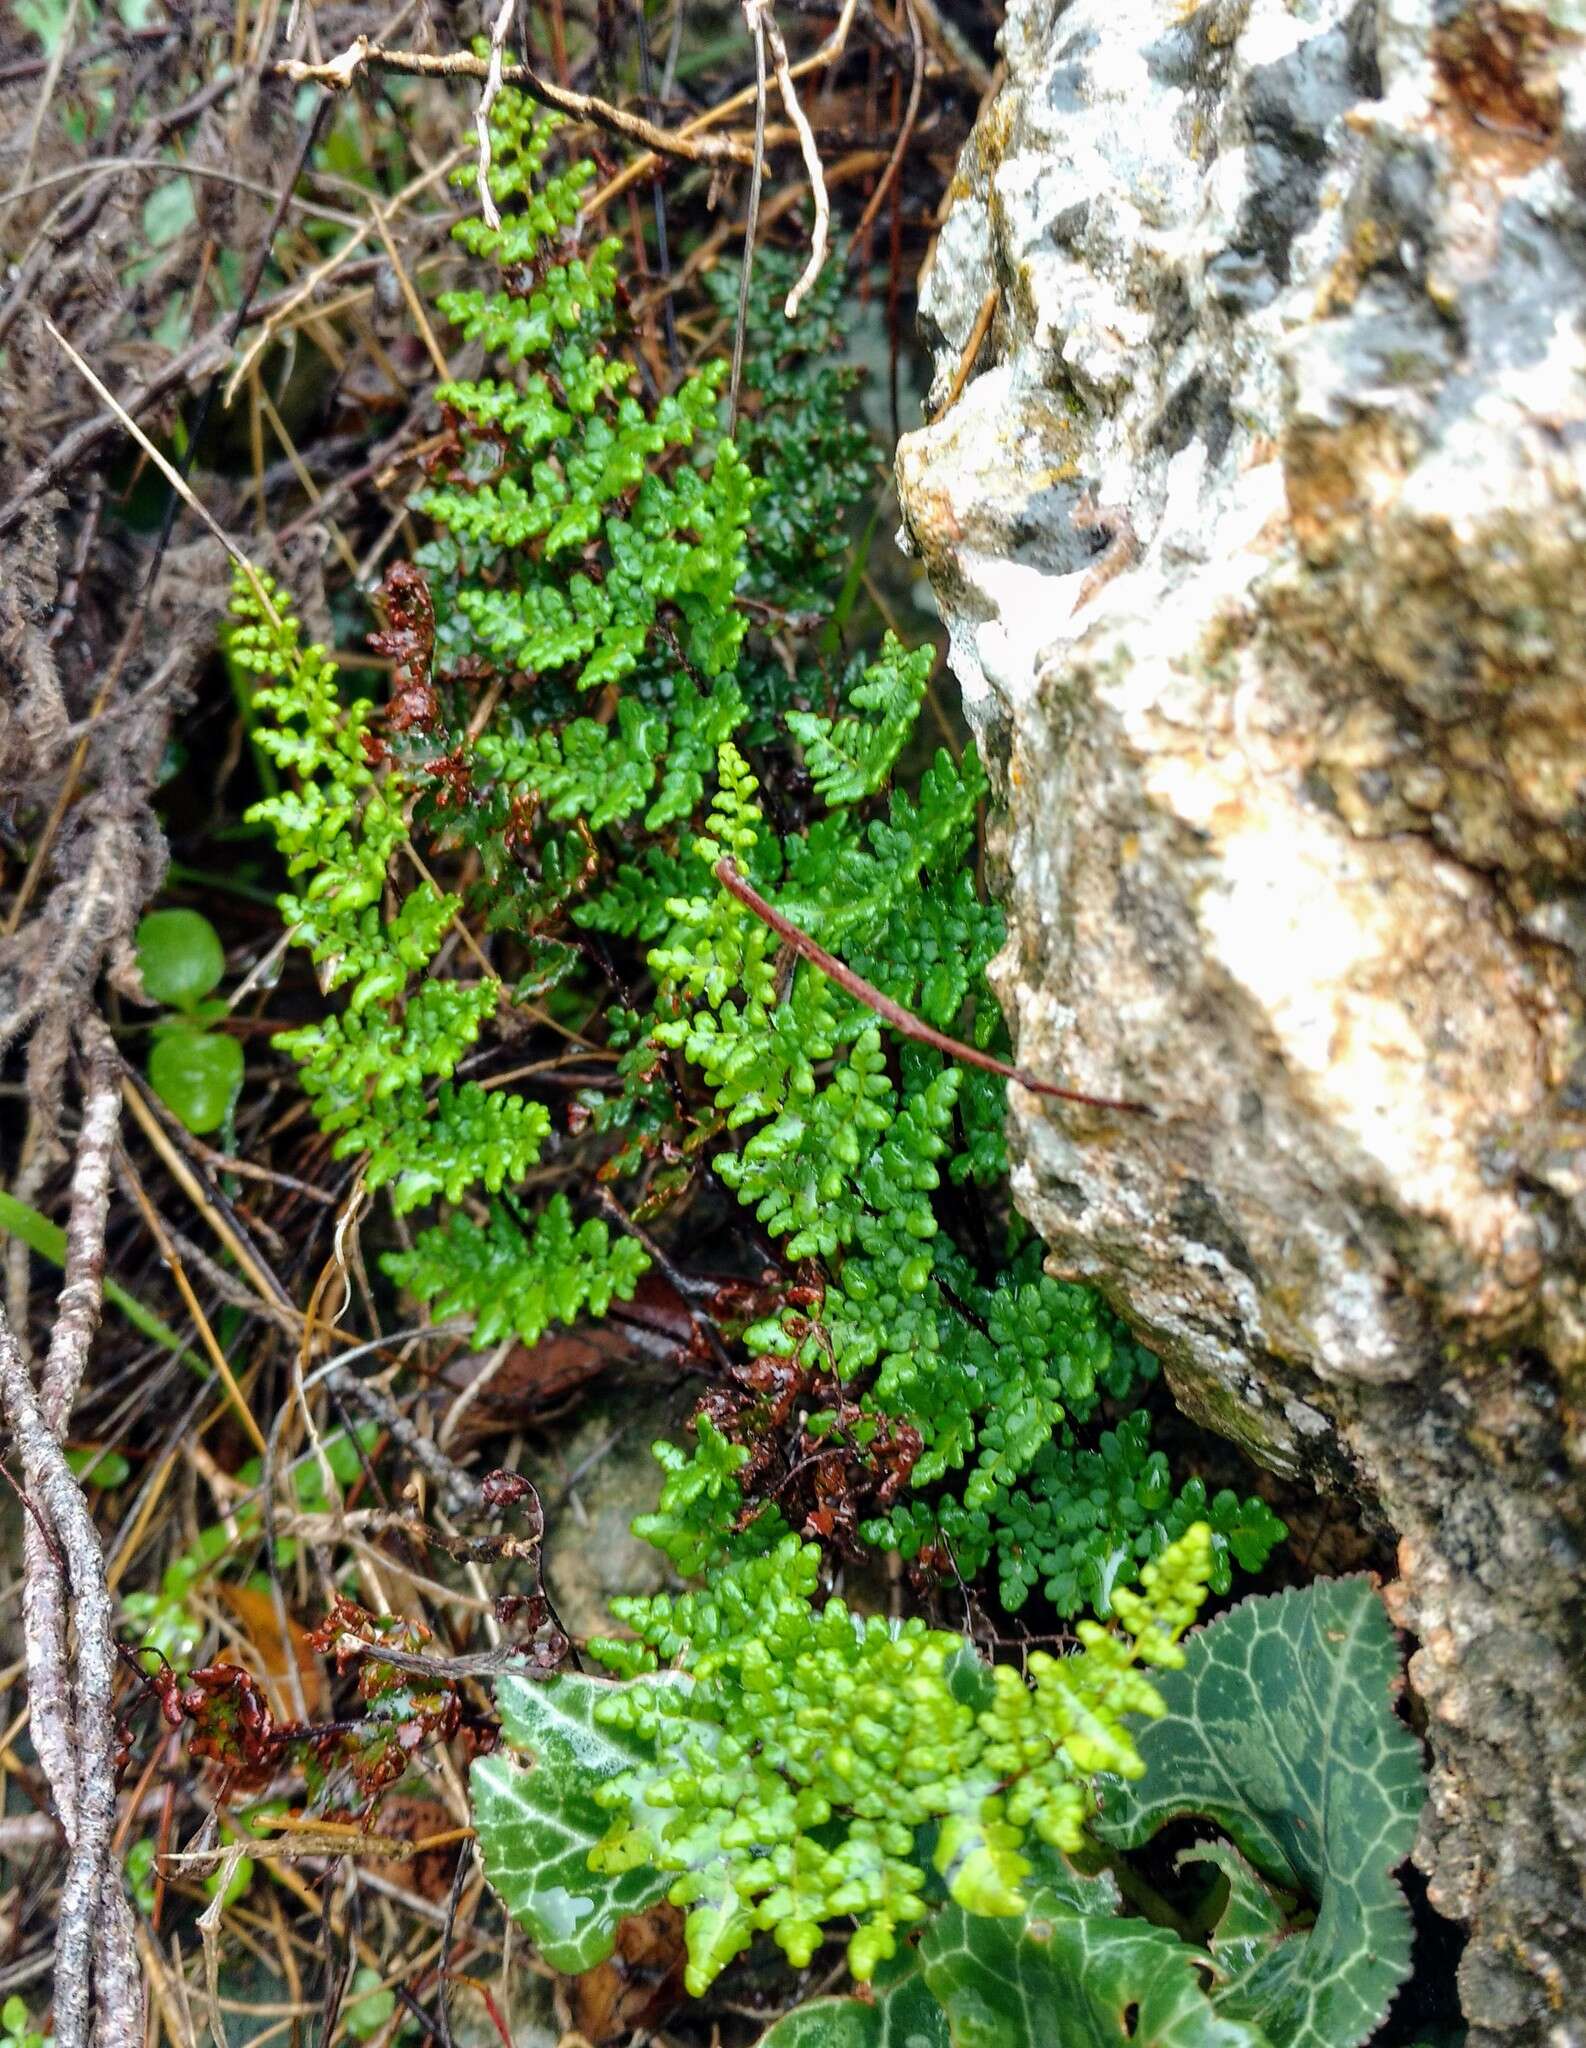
[0,68,237,352]
[0,1025,143,2048]
[120,1075,296,1315]
[1071,492,1140,611]
[935,281,999,417]
[13,0,82,218]
[634,0,680,374]
[146,96,332,586]
[729,0,770,429]
[117,1147,270,1455]
[594,1188,734,1371]
[586,0,859,216]
[0,251,412,539]
[18,1029,120,1839]
[328,1634,544,1683]
[714,860,1152,1115]
[274,36,755,168]
[909,0,994,97]
[39,317,277,619]
[847,0,924,258]
[324,1366,481,1516]
[474,0,518,229]
[753,1,832,314]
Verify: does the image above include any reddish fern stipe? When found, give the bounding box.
[712,858,1152,1117]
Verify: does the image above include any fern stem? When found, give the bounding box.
[713,859,1153,1116]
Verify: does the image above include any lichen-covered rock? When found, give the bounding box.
[896,0,1586,2035]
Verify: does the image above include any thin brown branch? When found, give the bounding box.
[324,1365,482,1515]
[713,859,1152,1115]
[273,36,754,167]
[935,281,999,417]
[586,0,858,215]
[595,1187,734,1371]
[328,1633,542,1683]
[848,0,924,256]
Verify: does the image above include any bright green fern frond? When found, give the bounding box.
[781,744,988,948]
[626,1418,787,1582]
[367,1083,552,1215]
[449,92,575,213]
[561,1521,1216,1990]
[435,247,621,361]
[703,244,878,614]
[384,1194,649,1347]
[716,1027,897,1257]
[868,1414,1287,1620]
[233,568,550,1216]
[788,633,934,806]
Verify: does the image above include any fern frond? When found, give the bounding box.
[787,633,934,806]
[579,1519,1216,1990]
[384,1195,649,1347]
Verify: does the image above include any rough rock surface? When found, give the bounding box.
[895,0,1586,2035]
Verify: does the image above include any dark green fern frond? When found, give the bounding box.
[704,244,878,616]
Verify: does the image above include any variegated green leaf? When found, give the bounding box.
[470,1672,669,1974]
[918,1890,1268,2048]
[1095,1579,1424,2048]
[755,1955,949,2048]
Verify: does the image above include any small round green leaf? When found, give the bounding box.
[149,1029,244,1134]
[343,1967,397,2042]
[126,1839,158,1917]
[136,908,227,1008]
[66,1445,132,1488]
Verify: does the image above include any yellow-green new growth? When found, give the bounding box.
[582,1521,1216,1993]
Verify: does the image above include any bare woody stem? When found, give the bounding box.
[758,5,831,315]
[274,37,755,168]
[714,860,1152,1116]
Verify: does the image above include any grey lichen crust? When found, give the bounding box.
[896,0,1586,2035]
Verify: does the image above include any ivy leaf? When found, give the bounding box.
[471,1673,670,1974]
[918,1891,1267,2048]
[1095,1579,1425,2048]
[755,1952,948,2046]
[1179,1841,1293,1988]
